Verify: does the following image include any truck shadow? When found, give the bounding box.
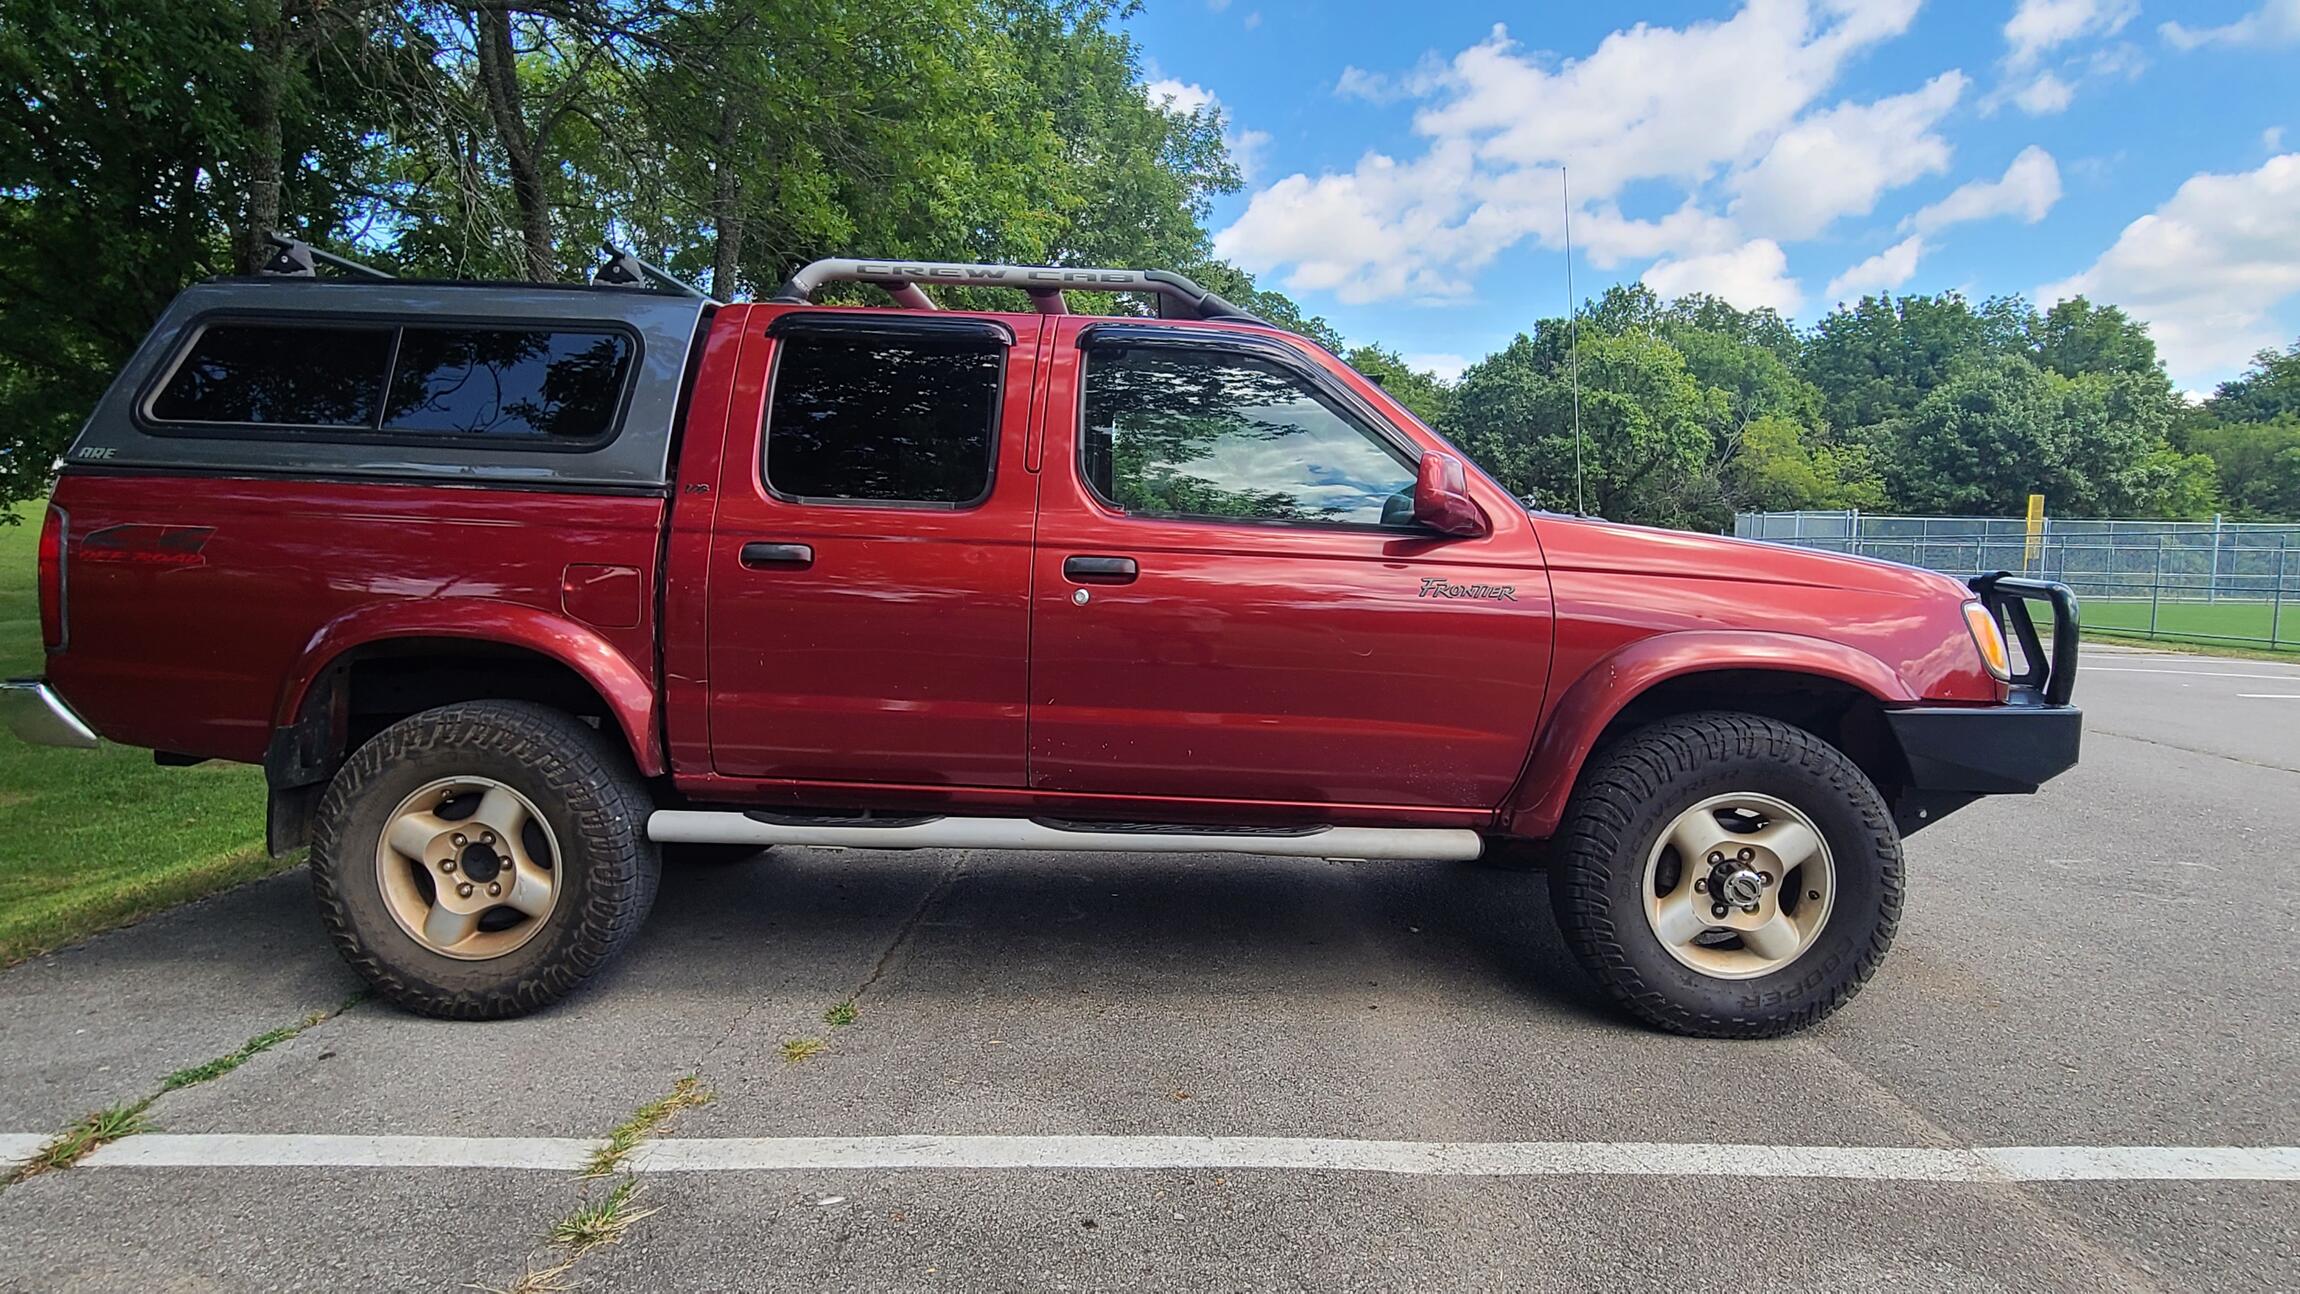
[639,846,1616,1026]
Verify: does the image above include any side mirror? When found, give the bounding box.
[1412,452,1490,537]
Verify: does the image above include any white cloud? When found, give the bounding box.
[1218,2,1935,304]
[1642,240,1804,314]
[2267,126,2288,152]
[2038,153,2300,383]
[1206,0,1230,11]
[2005,0,2138,67]
[1823,235,1925,301]
[1145,79,1271,182]
[1243,11,1262,30]
[1145,79,1215,116]
[1907,145,2062,232]
[2162,0,2300,50]
[1402,353,1470,382]
[2011,71,2074,114]
[1729,71,1967,240]
[1229,128,1273,181]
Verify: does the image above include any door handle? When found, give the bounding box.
[1063,555,1137,583]
[740,541,814,569]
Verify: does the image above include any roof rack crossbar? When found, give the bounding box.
[591,244,719,302]
[260,232,395,281]
[769,258,1264,324]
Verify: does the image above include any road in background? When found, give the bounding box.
[0,643,2293,1292]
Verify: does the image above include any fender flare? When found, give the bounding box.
[272,599,664,779]
[1502,630,1914,838]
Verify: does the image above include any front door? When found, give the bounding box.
[1028,322,1553,817]
[705,311,1041,787]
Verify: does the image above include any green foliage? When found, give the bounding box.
[1729,415,1886,512]
[2184,417,2300,519]
[1449,331,1716,527]
[2207,341,2300,424]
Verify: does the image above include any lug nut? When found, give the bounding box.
[1736,847,1754,862]
[480,830,495,844]
[1711,903,1729,919]
[1707,852,1725,865]
[1760,871,1774,884]
[457,882,474,898]
[487,882,502,897]
[452,833,468,848]
[1693,878,1708,894]
[440,859,456,873]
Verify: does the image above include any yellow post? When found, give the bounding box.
[2023,493,2046,572]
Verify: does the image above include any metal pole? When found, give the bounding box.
[2209,513,2223,603]
[2263,544,2281,652]
[2151,536,2164,639]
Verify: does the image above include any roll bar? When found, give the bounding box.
[768,258,1268,324]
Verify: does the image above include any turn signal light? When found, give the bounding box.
[1963,600,2010,681]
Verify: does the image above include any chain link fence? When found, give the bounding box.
[1734,510,2300,650]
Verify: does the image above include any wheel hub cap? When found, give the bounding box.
[374,776,560,961]
[1641,791,1837,981]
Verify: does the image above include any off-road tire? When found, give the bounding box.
[1546,711,1903,1039]
[310,700,660,1019]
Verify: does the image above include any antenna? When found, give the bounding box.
[1562,168,1585,516]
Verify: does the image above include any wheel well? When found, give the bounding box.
[1591,670,1907,797]
[264,640,625,855]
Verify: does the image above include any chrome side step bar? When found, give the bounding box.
[646,811,1483,861]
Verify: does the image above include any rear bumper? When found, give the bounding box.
[1884,692,2080,833]
[1,678,100,748]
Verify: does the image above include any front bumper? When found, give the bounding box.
[1,679,100,748]
[1886,573,2082,834]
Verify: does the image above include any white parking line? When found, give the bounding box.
[2090,667,2300,681]
[14,1134,2293,1182]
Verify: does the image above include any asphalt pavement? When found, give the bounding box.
[0,641,2294,1292]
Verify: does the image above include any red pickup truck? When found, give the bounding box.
[6,251,2081,1037]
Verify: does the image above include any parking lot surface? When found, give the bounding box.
[1,643,2294,1291]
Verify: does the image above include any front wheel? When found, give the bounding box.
[309,700,660,1019]
[1546,712,1903,1038]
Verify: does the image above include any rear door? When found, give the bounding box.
[1028,321,1552,816]
[704,311,1041,787]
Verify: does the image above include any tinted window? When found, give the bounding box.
[385,328,632,441]
[150,324,392,427]
[1082,346,1416,526]
[765,334,1001,505]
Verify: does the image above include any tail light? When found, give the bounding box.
[37,505,66,651]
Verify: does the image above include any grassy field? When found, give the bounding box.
[2056,597,2300,652]
[0,505,277,964]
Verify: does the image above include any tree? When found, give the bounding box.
[1341,344,1453,428]
[1448,331,1717,526]
[2185,417,2300,519]
[1804,292,1993,431]
[1728,415,1885,512]
[2033,296,2164,382]
[2207,339,2300,424]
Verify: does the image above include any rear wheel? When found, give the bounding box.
[309,700,660,1019]
[1546,712,1902,1038]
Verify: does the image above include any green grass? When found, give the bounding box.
[2035,596,2300,654]
[0,504,277,964]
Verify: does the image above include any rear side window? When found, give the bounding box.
[765,333,1002,506]
[385,329,631,440]
[149,324,392,428]
[148,320,635,446]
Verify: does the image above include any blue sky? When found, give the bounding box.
[1124,0,2300,392]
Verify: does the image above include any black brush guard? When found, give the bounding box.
[1969,572,2080,705]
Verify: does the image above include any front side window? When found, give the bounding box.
[1081,345,1417,526]
[148,320,635,445]
[765,333,1002,505]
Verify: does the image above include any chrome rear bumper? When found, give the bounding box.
[1,679,99,748]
